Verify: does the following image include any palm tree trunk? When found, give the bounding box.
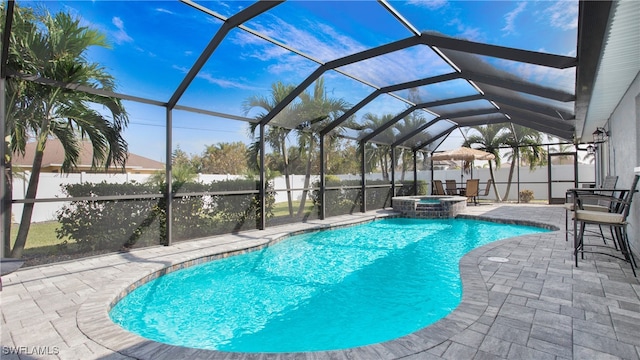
[400,150,407,182]
[281,141,294,217]
[488,160,502,202]
[381,153,389,181]
[297,156,313,216]
[297,138,315,216]
[11,136,47,258]
[502,157,517,201]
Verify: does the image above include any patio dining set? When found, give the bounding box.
[432,179,492,205]
[565,173,640,277]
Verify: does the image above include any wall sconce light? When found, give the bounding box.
[592,127,609,144]
[586,143,596,155]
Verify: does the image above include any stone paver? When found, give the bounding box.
[1,204,639,359]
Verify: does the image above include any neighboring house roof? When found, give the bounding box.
[12,139,164,173]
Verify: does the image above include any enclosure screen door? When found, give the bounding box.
[547,152,577,204]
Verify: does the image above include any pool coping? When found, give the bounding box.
[76,212,559,360]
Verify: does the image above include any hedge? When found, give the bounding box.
[310,178,427,217]
[55,179,274,251]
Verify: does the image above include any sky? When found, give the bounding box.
[22,0,579,163]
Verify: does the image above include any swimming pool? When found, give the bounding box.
[109,217,548,353]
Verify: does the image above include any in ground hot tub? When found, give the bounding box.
[392,195,468,218]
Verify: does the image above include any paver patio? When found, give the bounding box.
[1,203,639,359]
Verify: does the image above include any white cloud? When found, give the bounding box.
[448,19,484,42]
[502,2,527,36]
[406,0,448,10]
[155,8,175,15]
[230,15,367,64]
[543,1,578,31]
[111,17,133,44]
[173,65,189,73]
[172,65,261,91]
[197,73,261,90]
[497,59,576,93]
[218,9,454,90]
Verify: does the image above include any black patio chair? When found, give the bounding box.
[565,175,618,243]
[570,174,639,277]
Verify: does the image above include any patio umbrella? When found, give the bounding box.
[430,147,495,182]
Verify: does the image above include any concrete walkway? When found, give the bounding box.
[1,204,639,359]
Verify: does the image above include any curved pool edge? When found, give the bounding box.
[77,211,556,360]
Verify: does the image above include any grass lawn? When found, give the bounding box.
[10,221,68,248]
[10,200,315,248]
[272,200,316,217]
[8,200,315,261]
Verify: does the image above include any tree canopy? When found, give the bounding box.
[4,4,129,257]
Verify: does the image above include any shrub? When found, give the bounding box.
[55,181,162,251]
[519,189,534,203]
[311,177,400,217]
[55,179,275,251]
[395,180,428,196]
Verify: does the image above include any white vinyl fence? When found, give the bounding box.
[12,164,594,222]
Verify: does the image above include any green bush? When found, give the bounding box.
[395,180,428,196]
[311,178,401,217]
[55,181,161,251]
[55,179,274,251]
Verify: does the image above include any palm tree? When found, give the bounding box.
[147,148,197,186]
[394,111,428,181]
[243,82,297,216]
[502,124,547,201]
[360,113,396,181]
[5,6,129,258]
[463,124,511,202]
[548,143,575,165]
[294,78,351,215]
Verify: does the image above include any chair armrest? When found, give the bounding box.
[570,188,631,211]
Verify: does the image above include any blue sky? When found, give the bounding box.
[26,0,578,162]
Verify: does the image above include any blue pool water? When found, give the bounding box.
[419,198,442,204]
[110,218,547,353]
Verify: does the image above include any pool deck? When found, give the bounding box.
[1,203,639,359]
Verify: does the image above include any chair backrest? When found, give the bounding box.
[445,180,457,194]
[601,175,618,189]
[597,175,619,207]
[433,180,446,195]
[465,179,480,197]
[621,175,640,219]
[480,179,492,196]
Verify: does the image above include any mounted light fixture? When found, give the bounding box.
[592,127,609,143]
[587,143,596,155]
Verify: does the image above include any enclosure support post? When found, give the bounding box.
[1,1,14,258]
[390,146,396,208]
[574,149,579,188]
[0,79,8,258]
[430,151,435,195]
[259,123,266,230]
[319,134,325,220]
[413,150,418,195]
[165,108,173,246]
[516,147,520,203]
[360,140,366,213]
